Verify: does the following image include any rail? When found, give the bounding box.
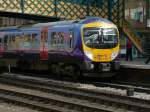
[0,73,150,112]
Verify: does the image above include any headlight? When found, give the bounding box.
[85,51,93,60]
[111,51,118,60]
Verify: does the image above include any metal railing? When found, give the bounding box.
[123,21,143,54]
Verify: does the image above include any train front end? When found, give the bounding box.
[81,18,120,77]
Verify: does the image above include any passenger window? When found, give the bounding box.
[15,34,23,49]
[9,35,15,50]
[4,35,8,50]
[31,33,39,49]
[24,34,31,49]
[51,32,64,48]
[6,34,21,50]
[51,32,57,47]
[50,30,74,50]
[57,32,64,48]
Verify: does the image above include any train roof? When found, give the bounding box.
[30,17,113,28]
[0,17,114,31]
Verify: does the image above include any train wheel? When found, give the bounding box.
[63,65,73,76]
[73,67,83,80]
[49,64,56,74]
[75,68,83,80]
[49,63,61,77]
[64,65,81,80]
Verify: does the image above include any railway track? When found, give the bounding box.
[0,73,150,112]
[91,81,150,94]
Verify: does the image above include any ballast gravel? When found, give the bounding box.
[0,102,41,112]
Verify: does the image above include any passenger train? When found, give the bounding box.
[0,17,120,77]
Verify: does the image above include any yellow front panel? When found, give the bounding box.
[83,45,119,62]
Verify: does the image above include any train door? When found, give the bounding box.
[40,27,48,60]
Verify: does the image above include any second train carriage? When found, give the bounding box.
[0,17,120,77]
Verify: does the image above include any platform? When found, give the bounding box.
[120,58,150,69]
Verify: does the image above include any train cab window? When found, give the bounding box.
[83,28,118,49]
[102,28,118,44]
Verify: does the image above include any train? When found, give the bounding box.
[0,17,120,78]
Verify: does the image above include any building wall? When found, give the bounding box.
[0,17,35,27]
[125,0,147,28]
